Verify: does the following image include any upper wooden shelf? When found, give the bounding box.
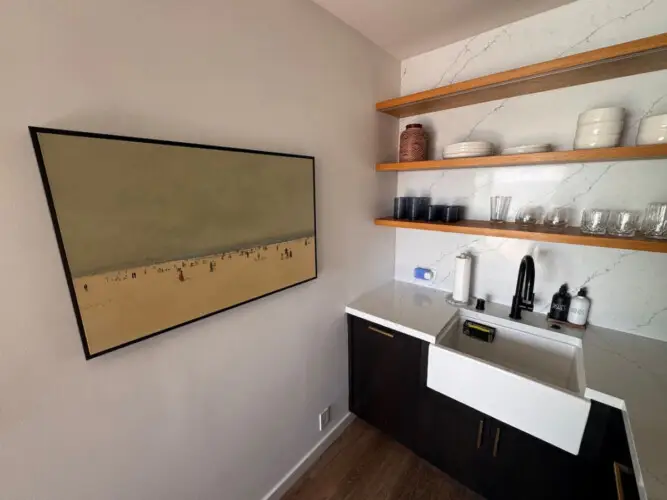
[376,144,667,171]
[377,33,667,118]
[375,218,667,254]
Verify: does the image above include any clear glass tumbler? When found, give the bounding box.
[642,202,667,239]
[607,210,640,237]
[581,209,610,235]
[515,205,542,227]
[544,206,569,231]
[490,196,511,223]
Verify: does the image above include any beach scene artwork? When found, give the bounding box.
[31,130,316,357]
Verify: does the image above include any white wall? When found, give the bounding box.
[395,0,667,341]
[0,1,398,499]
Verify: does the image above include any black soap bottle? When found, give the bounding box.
[549,283,571,322]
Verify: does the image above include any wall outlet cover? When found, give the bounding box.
[318,406,331,431]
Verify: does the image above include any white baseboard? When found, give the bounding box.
[260,412,355,500]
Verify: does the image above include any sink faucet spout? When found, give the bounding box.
[509,255,535,320]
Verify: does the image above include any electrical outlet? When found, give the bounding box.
[318,406,331,431]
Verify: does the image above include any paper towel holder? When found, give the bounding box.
[446,293,474,307]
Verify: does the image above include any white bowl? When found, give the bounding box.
[578,107,625,125]
[574,132,621,149]
[637,129,667,145]
[639,113,667,130]
[637,114,667,145]
[576,121,624,136]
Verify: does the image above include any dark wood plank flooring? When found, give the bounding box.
[283,418,484,500]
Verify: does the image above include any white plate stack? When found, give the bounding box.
[637,114,667,145]
[501,144,551,155]
[443,141,494,158]
[574,107,624,149]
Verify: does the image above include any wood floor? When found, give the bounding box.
[283,418,484,500]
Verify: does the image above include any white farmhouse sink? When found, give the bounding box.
[427,311,591,455]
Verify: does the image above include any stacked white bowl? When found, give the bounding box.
[637,114,667,145]
[574,107,625,149]
[443,141,494,158]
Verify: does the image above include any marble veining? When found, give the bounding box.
[401,0,667,95]
[394,0,667,343]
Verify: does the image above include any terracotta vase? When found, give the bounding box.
[399,124,427,162]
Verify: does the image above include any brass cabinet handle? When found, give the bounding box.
[614,462,632,500]
[493,428,501,457]
[476,420,484,449]
[368,326,394,338]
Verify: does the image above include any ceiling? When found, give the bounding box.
[311,0,575,59]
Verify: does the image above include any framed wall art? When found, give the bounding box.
[30,127,316,358]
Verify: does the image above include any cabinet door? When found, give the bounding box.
[487,420,582,500]
[419,389,490,496]
[348,315,423,448]
[593,405,641,500]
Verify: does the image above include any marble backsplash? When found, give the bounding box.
[394,0,667,341]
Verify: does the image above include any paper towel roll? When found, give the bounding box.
[452,254,471,303]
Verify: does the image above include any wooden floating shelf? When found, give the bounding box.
[375,217,667,254]
[377,33,667,118]
[376,144,667,171]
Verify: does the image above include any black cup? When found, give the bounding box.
[406,197,431,221]
[416,197,431,220]
[427,204,443,222]
[442,205,459,223]
[393,197,408,219]
[405,197,418,221]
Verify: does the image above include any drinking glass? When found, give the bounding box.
[544,206,569,231]
[580,209,610,235]
[490,196,511,223]
[515,205,542,227]
[642,202,667,239]
[427,204,443,222]
[393,197,407,220]
[607,210,640,237]
[406,196,431,221]
[442,205,460,223]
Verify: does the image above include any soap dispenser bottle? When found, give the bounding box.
[567,287,591,326]
[549,283,571,322]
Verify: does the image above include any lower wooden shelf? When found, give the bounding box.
[375,217,667,253]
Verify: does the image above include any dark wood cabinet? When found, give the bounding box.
[419,388,489,493]
[585,402,641,500]
[348,315,426,449]
[421,388,581,500]
[485,419,582,500]
[347,314,641,500]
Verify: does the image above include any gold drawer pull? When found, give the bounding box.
[614,462,632,500]
[476,420,484,449]
[493,428,501,457]
[368,326,394,338]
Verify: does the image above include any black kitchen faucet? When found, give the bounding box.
[509,255,535,320]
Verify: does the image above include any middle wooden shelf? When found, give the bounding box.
[375,217,667,253]
[377,144,667,172]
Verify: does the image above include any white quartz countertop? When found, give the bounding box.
[346,280,667,500]
[582,326,667,500]
[345,281,458,343]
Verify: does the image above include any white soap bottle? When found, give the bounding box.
[567,287,591,326]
